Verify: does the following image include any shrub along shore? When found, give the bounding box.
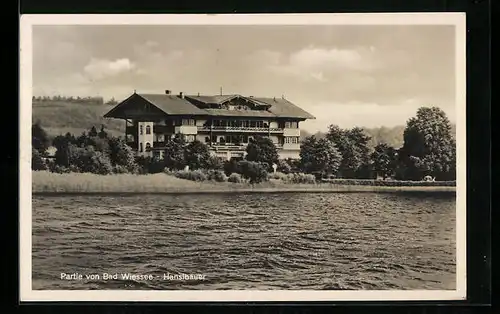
[32,171,456,194]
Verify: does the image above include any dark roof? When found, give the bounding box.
[253,97,316,119]
[105,92,315,119]
[204,108,276,118]
[185,95,238,104]
[138,94,208,115]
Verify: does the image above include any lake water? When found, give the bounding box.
[32,192,456,290]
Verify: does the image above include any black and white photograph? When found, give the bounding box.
[20,13,466,302]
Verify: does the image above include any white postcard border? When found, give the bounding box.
[19,13,467,302]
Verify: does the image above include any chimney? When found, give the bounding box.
[165,90,171,95]
[179,92,184,99]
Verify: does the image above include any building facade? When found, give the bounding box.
[103,90,315,160]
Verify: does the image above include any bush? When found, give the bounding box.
[277,159,293,174]
[223,159,241,176]
[32,148,48,171]
[68,144,113,175]
[113,165,129,174]
[237,160,268,184]
[268,171,288,181]
[228,173,243,183]
[287,173,317,184]
[174,169,208,182]
[206,155,225,170]
[49,164,71,174]
[206,169,228,182]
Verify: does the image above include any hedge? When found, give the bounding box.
[320,178,456,186]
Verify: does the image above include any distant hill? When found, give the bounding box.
[32,100,125,138]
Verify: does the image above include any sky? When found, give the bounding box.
[32,24,457,132]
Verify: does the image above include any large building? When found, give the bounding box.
[103,90,315,160]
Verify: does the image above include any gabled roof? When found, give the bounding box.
[104,92,315,119]
[185,94,239,104]
[253,97,316,119]
[204,108,276,118]
[138,93,208,115]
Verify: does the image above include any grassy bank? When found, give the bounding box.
[31,171,456,194]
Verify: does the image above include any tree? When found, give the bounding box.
[89,126,98,137]
[163,136,186,170]
[184,140,211,170]
[108,137,138,172]
[245,136,279,169]
[300,136,342,176]
[53,135,72,167]
[398,106,456,180]
[325,125,373,178]
[346,127,372,178]
[32,148,48,171]
[67,144,113,175]
[326,125,360,178]
[98,125,108,139]
[32,122,50,154]
[371,143,398,179]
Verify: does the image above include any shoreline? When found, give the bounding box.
[32,171,456,195]
[33,188,456,196]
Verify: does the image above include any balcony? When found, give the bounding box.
[206,143,246,150]
[154,125,174,134]
[197,126,283,133]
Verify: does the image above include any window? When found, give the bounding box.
[284,137,299,144]
[205,137,210,143]
[182,119,195,126]
[146,125,151,134]
[140,125,143,135]
[145,142,151,151]
[185,135,195,142]
[139,142,143,152]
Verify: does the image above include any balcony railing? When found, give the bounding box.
[197,126,283,133]
[154,125,174,133]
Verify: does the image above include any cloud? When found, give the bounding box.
[83,58,136,80]
[266,46,377,82]
[289,47,364,70]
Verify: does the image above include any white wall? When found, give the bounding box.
[283,128,301,137]
[138,121,154,157]
[175,125,198,135]
[279,149,300,160]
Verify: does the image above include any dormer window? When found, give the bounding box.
[146,125,151,134]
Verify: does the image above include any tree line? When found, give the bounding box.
[32,106,456,182]
[32,95,119,106]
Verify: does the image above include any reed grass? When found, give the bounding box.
[31,171,456,194]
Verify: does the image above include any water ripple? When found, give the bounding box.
[32,192,456,290]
